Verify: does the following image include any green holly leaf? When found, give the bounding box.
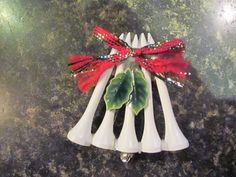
[104,69,133,110]
[131,68,148,115]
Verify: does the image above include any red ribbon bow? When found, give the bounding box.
[68,26,189,92]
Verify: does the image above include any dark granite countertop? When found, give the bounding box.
[0,0,235,177]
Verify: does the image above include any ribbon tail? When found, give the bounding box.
[135,55,189,79]
[151,57,189,79]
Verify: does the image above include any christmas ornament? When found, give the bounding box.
[67,27,190,162]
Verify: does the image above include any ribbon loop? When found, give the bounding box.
[69,26,189,92]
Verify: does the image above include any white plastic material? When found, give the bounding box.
[140,33,161,153]
[68,31,189,153]
[148,33,189,151]
[115,33,140,153]
[155,77,189,151]
[91,33,129,150]
[67,34,125,146]
[91,110,116,149]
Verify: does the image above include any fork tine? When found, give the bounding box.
[132,34,139,48]
[139,33,148,46]
[147,33,155,44]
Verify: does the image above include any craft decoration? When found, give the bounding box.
[67,27,190,162]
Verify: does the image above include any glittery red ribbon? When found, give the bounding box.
[68,26,189,92]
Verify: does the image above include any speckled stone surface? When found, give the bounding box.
[0,0,236,177]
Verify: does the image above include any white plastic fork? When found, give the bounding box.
[67,33,126,146]
[147,34,189,151]
[140,33,162,153]
[115,34,140,153]
[91,33,130,150]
